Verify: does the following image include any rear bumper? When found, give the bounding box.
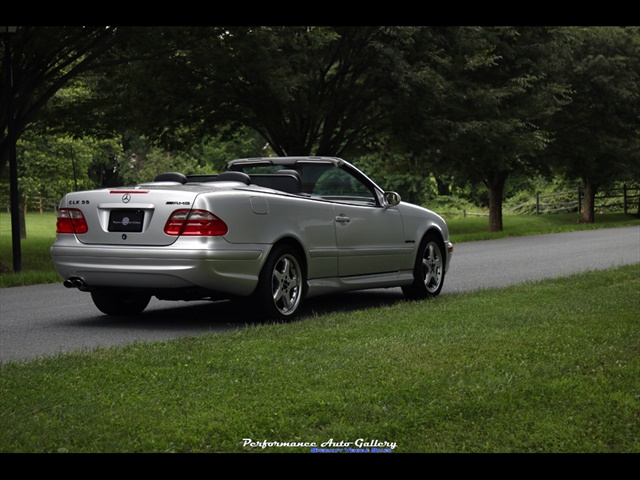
[51,241,269,296]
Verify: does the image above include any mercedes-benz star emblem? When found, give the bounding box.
[122,193,131,203]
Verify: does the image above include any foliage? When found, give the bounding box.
[113,128,273,186]
[354,153,438,205]
[0,127,271,208]
[542,26,640,222]
[87,26,428,158]
[425,27,571,232]
[0,26,131,175]
[3,26,640,234]
[196,128,275,173]
[0,131,120,209]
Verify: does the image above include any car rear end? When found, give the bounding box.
[51,184,268,300]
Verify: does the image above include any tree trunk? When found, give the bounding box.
[19,198,26,239]
[580,177,598,223]
[435,176,451,196]
[487,171,507,233]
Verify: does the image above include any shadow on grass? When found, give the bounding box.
[70,287,407,330]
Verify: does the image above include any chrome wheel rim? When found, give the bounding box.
[422,241,443,294]
[271,254,302,315]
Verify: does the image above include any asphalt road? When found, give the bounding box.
[1,226,638,362]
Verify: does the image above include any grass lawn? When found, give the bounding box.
[0,264,638,453]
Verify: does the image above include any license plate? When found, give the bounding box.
[108,209,144,232]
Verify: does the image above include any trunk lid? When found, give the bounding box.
[62,185,205,246]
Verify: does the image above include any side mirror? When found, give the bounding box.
[383,191,401,207]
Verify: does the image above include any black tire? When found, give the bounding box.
[402,232,446,299]
[253,244,305,320]
[91,290,151,316]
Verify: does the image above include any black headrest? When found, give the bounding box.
[154,172,187,184]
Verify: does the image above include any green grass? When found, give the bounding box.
[445,212,639,243]
[0,211,60,286]
[1,264,639,453]
[1,211,638,287]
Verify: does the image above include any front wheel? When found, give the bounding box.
[91,290,151,316]
[253,245,305,321]
[402,233,445,299]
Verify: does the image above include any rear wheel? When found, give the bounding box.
[253,245,305,320]
[402,232,445,299]
[91,290,151,316]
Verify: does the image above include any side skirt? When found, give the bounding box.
[305,271,414,298]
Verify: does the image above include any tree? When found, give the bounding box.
[10,132,114,206]
[0,26,130,176]
[362,28,456,203]
[543,27,640,223]
[44,27,220,150]
[91,26,429,158]
[203,26,424,157]
[385,27,572,232]
[6,26,639,229]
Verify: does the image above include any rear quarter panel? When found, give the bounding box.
[196,189,339,279]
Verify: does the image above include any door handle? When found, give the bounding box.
[335,215,351,224]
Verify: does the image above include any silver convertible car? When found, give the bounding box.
[51,156,453,320]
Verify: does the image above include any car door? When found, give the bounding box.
[333,203,407,277]
[300,162,408,277]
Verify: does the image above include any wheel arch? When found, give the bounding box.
[270,235,308,279]
[253,236,308,320]
[420,226,448,270]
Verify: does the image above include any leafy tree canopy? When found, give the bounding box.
[539,26,640,222]
[2,26,639,231]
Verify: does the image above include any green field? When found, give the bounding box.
[1,264,638,453]
[0,212,60,286]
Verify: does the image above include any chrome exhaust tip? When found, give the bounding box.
[63,277,88,290]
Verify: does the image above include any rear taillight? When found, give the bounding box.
[164,209,228,236]
[56,208,89,234]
